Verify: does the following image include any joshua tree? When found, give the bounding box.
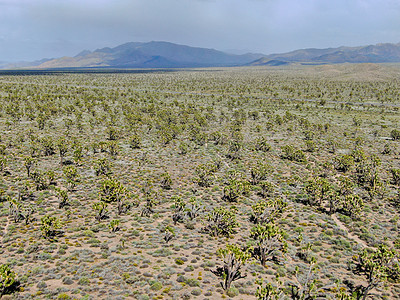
[250,223,287,266]
[288,258,319,300]
[63,166,80,191]
[95,157,113,177]
[56,137,68,165]
[0,264,18,296]
[55,188,69,209]
[172,196,185,225]
[40,215,62,238]
[350,245,400,300]
[213,244,251,290]
[163,226,175,243]
[203,206,239,237]
[250,198,287,224]
[109,219,120,232]
[255,278,284,300]
[93,202,108,222]
[160,172,173,190]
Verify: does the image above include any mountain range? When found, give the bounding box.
[249,42,400,66]
[3,41,400,69]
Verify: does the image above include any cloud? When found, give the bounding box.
[0,0,399,61]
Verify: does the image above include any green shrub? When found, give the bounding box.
[391,129,400,140]
[281,145,306,162]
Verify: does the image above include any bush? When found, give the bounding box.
[95,158,112,177]
[254,137,271,152]
[281,145,306,162]
[250,161,272,185]
[333,154,354,172]
[223,180,248,202]
[391,168,400,185]
[391,129,400,140]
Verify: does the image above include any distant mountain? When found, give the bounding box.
[4,41,400,69]
[30,41,265,69]
[247,42,400,65]
[246,58,289,66]
[4,58,54,69]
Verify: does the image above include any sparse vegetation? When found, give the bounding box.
[1,65,400,298]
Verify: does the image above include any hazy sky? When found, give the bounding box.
[1,0,400,61]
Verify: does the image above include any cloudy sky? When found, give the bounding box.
[0,0,399,61]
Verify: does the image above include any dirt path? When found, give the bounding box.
[331,214,369,248]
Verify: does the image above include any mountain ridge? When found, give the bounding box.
[3,41,400,69]
[31,41,264,69]
[249,42,400,66]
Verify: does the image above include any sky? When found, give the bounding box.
[0,0,400,62]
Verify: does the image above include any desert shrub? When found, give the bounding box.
[391,168,400,185]
[193,163,217,187]
[281,145,306,162]
[95,157,113,177]
[160,172,172,190]
[333,154,354,172]
[391,129,400,140]
[250,161,272,185]
[254,137,271,152]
